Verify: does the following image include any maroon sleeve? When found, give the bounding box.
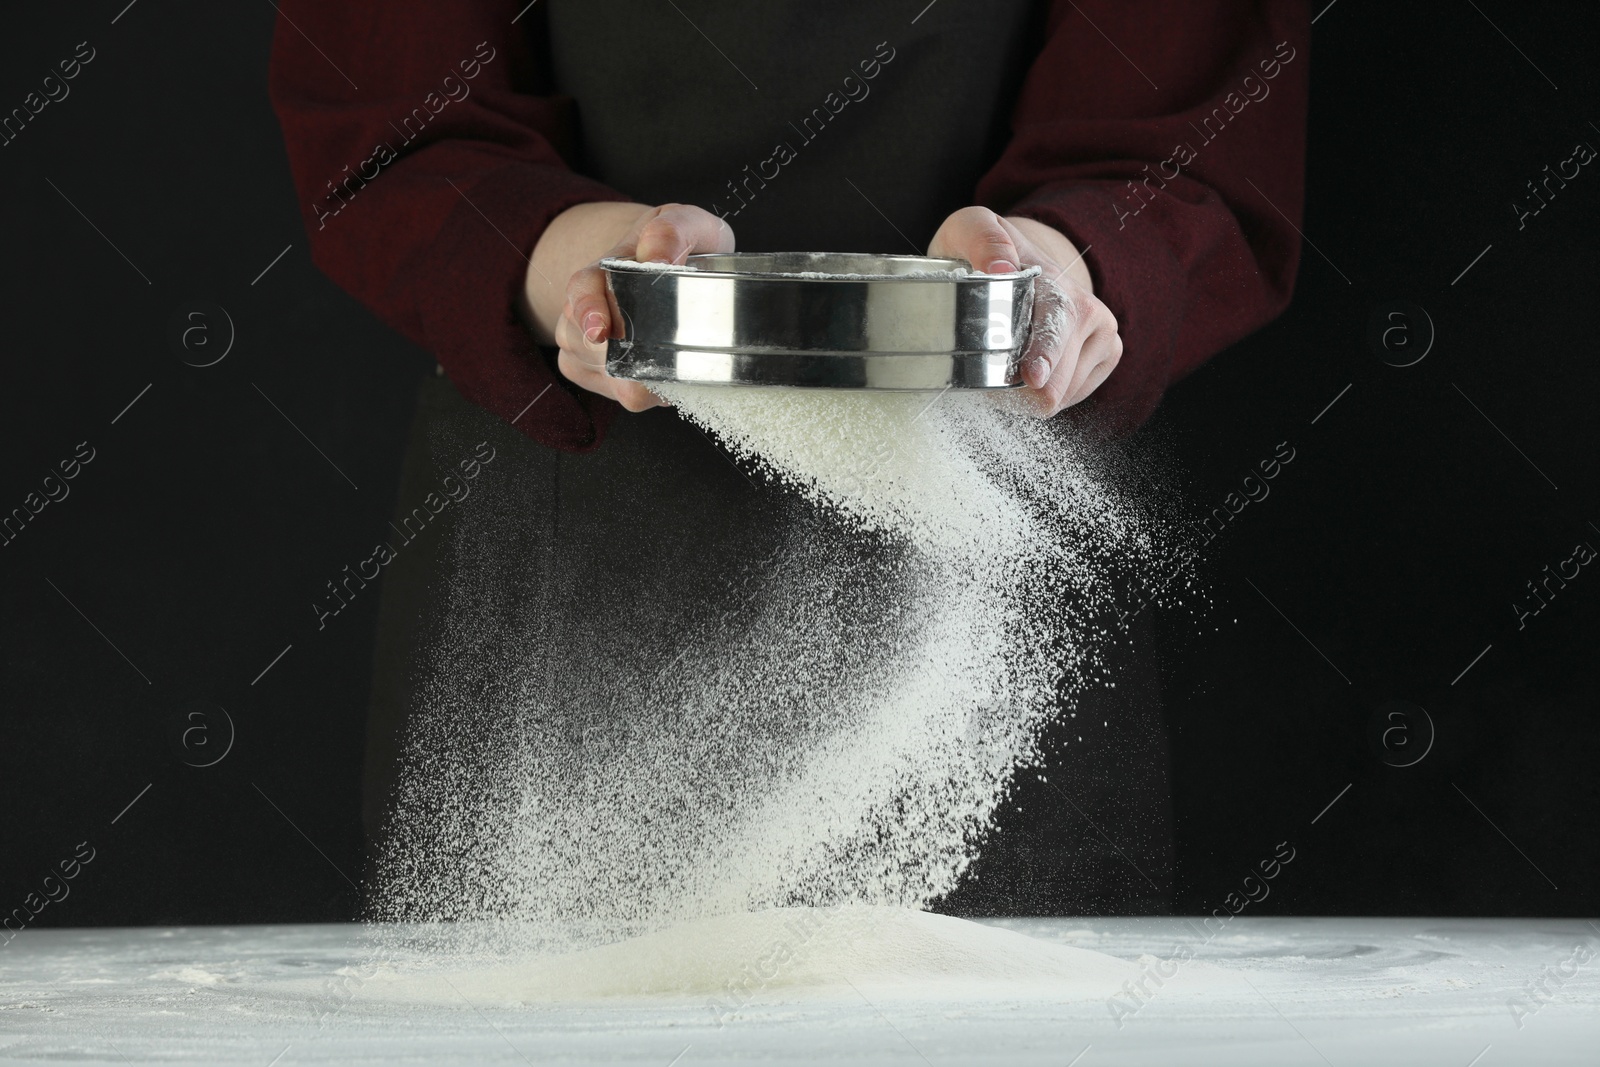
[978,0,1309,431]
[268,0,634,452]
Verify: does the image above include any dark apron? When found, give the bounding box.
[362,0,1172,916]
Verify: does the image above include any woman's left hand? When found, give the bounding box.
[928,206,1122,416]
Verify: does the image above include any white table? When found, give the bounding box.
[2,916,1595,1065]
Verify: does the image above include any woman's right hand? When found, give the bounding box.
[525,202,736,412]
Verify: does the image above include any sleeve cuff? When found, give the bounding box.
[1009,181,1187,434]
[412,161,634,453]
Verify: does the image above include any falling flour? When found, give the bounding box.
[370,384,1175,968]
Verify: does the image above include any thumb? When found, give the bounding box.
[928,206,1021,274]
[629,203,737,265]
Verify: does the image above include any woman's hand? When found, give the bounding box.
[928,206,1121,416]
[524,202,736,412]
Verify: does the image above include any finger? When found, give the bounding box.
[556,311,663,411]
[928,205,1021,274]
[565,263,613,347]
[633,202,737,264]
[1034,316,1121,415]
[1055,298,1121,405]
[1063,329,1122,407]
[571,205,735,343]
[556,348,663,412]
[1023,301,1088,416]
[1019,281,1079,390]
[612,379,665,412]
[555,303,607,370]
[556,203,735,413]
[557,348,621,402]
[1032,349,1080,416]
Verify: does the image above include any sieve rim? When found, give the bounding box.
[601,253,1043,283]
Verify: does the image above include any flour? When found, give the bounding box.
[370,381,1171,965]
[600,256,683,271]
[787,267,980,279]
[1028,277,1076,356]
[376,906,1140,1004]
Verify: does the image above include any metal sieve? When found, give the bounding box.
[601,252,1038,390]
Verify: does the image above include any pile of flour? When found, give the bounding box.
[366,905,1139,1004]
[370,385,1172,957]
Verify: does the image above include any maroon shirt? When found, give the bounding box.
[269,1,1307,451]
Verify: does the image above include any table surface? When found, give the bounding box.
[3,916,1597,1066]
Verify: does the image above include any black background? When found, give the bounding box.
[1,1,1595,927]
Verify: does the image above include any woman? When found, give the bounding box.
[270,0,1306,916]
